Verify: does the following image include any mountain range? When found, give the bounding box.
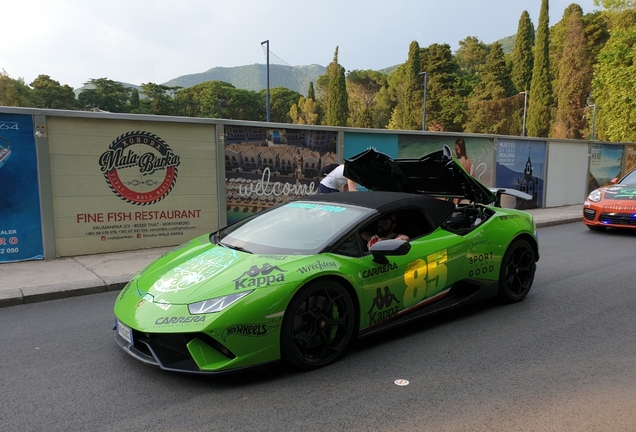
[78,35,515,96]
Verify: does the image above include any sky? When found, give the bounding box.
[2,0,601,90]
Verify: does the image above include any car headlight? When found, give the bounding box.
[587,189,602,202]
[188,290,254,315]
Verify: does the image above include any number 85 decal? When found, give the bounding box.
[403,249,448,308]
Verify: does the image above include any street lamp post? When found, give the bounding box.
[261,40,270,122]
[520,91,528,137]
[418,71,428,131]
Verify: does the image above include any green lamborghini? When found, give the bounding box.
[114,146,539,374]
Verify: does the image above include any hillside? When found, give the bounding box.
[161,63,326,95]
[75,34,514,96]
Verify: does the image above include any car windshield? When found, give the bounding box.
[217,201,372,255]
[621,170,636,185]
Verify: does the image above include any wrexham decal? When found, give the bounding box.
[234,263,286,290]
[99,131,181,205]
[296,259,337,275]
[368,286,400,325]
[222,318,281,341]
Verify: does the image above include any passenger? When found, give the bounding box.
[361,214,409,249]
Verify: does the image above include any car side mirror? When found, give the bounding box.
[369,239,411,264]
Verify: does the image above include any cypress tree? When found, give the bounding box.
[464,42,514,134]
[527,0,553,137]
[511,11,535,94]
[325,47,349,126]
[387,41,422,130]
[554,10,591,139]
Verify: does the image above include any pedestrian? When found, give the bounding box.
[318,164,358,194]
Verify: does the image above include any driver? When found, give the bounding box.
[361,214,409,249]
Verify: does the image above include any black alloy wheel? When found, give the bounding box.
[281,280,356,370]
[497,239,536,304]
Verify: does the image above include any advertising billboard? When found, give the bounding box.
[0,114,44,262]
[47,117,218,256]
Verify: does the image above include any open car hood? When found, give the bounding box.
[344,145,497,205]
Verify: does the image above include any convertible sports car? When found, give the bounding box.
[114,146,539,374]
[583,168,636,230]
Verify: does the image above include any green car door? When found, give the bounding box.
[358,228,467,331]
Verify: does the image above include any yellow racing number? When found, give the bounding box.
[403,259,427,308]
[402,250,448,308]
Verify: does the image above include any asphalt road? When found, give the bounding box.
[1,222,635,432]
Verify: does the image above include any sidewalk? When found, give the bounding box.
[0,204,583,308]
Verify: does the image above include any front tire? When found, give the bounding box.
[281,279,356,370]
[498,239,536,304]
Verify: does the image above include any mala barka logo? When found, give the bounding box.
[99,131,180,205]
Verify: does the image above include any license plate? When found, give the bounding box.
[116,320,133,345]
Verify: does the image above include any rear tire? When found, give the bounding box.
[280,279,356,370]
[498,239,536,304]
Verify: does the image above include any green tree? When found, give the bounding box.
[140,83,180,115]
[77,78,131,112]
[129,88,141,112]
[550,4,584,95]
[511,11,535,94]
[325,47,349,126]
[419,43,465,131]
[527,0,553,137]
[464,42,515,134]
[266,87,302,123]
[592,4,636,141]
[456,36,490,76]
[290,96,319,125]
[0,71,33,107]
[30,75,76,109]
[346,69,389,128]
[388,41,423,130]
[553,10,592,139]
[174,80,263,120]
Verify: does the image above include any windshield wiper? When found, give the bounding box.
[217,241,252,254]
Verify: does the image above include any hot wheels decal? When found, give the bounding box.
[222,318,281,341]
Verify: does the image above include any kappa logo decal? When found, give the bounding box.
[368,286,400,325]
[234,263,286,290]
[98,131,181,206]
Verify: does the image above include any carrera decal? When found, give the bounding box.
[234,263,286,289]
[99,131,181,205]
[222,318,281,341]
[362,262,398,279]
[154,316,205,326]
[151,248,239,294]
[402,249,448,308]
[368,286,400,325]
